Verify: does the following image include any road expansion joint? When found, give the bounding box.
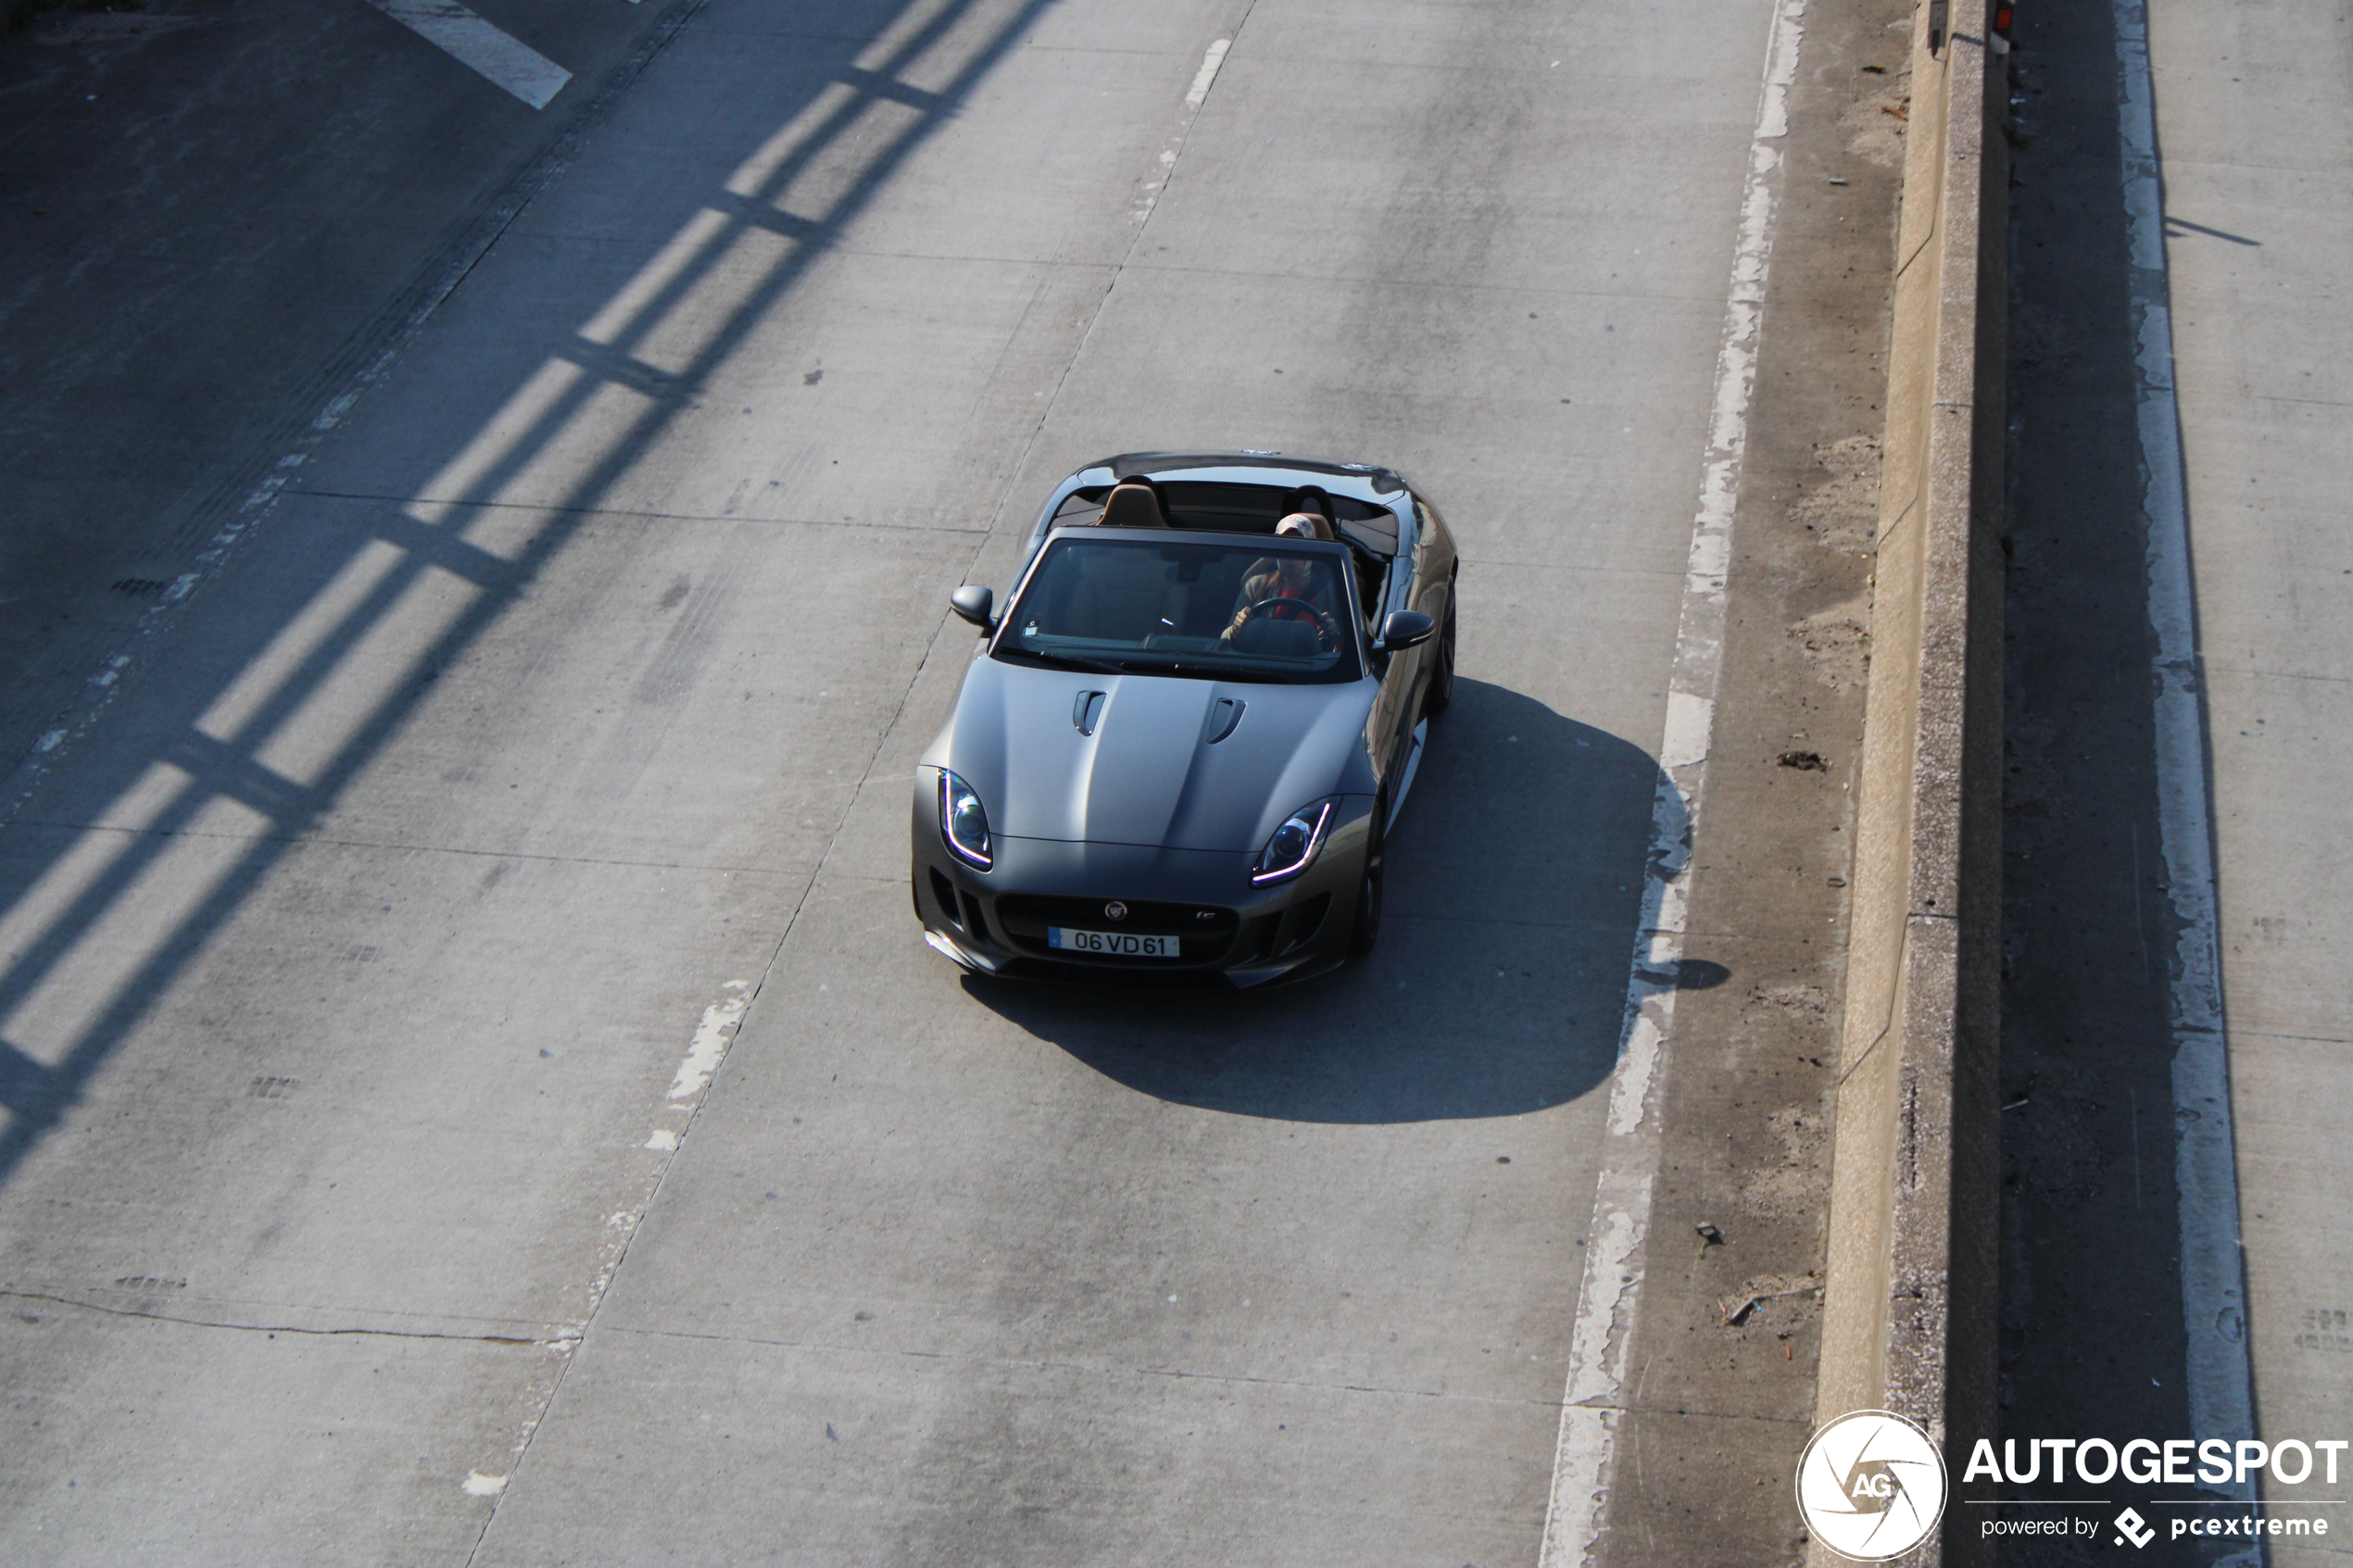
[1593,1399,1816,1430]
[0,815,799,878]
[0,1287,552,1348]
[599,1318,1555,1406]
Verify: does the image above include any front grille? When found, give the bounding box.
[993,895,1239,961]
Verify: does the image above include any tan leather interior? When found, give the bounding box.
[1097,480,1168,529]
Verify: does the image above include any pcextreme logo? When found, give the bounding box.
[1795,1410,1949,1561]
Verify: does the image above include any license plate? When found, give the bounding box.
[1048,927,1178,958]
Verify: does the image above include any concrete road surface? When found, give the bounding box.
[0,0,1827,1560]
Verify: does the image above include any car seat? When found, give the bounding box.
[1097,480,1168,528]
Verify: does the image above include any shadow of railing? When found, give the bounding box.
[0,0,1062,1187]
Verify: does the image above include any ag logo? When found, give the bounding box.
[1794,1410,1947,1561]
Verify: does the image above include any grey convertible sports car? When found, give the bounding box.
[911,453,1458,986]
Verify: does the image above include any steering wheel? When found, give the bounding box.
[1236,596,1343,646]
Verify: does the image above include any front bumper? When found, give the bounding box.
[909,794,1376,988]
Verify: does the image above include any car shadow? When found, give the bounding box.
[962,679,1692,1123]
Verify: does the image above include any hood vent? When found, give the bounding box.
[1203,696,1245,745]
[1073,690,1107,735]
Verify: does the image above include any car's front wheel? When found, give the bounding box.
[1348,806,1385,956]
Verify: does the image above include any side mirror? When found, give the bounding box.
[1378,609,1435,650]
[950,584,994,630]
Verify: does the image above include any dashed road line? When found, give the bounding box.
[361,0,572,109]
[1183,38,1230,108]
[664,983,749,1103]
[459,977,757,1517]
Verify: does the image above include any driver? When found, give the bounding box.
[1221,513,1340,646]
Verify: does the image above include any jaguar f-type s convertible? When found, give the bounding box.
[911,453,1459,986]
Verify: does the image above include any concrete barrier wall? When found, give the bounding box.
[1811,1,2007,1562]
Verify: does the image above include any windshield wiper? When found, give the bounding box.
[1116,659,1292,684]
[995,646,1125,674]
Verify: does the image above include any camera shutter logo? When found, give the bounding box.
[1795,1410,1948,1561]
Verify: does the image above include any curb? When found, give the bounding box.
[1810,2,2008,1562]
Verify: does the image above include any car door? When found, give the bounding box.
[1365,514,1425,809]
[1403,491,1457,704]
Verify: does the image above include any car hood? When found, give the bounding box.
[931,657,1377,852]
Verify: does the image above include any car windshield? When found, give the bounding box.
[995,537,1362,684]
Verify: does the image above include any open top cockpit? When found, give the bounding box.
[1020,455,1416,633]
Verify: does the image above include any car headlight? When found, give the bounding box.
[938,770,992,870]
[1252,797,1336,885]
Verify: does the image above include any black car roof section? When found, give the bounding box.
[1051,486,1400,558]
[1052,526,1356,553]
[1030,456,1411,565]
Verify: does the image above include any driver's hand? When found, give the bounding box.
[1230,607,1252,630]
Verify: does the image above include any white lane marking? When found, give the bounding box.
[461,1470,508,1497]
[1539,1,1806,1562]
[1127,36,1235,225]
[1183,39,1230,108]
[1656,688,1713,772]
[2112,0,2257,1493]
[667,981,749,1100]
[361,0,572,110]
[526,983,754,1391]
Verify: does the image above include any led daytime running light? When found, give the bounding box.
[939,770,992,870]
[1252,799,1334,885]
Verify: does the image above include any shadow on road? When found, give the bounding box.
[0,0,1055,1188]
[965,680,1690,1123]
[1993,2,2236,1558]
